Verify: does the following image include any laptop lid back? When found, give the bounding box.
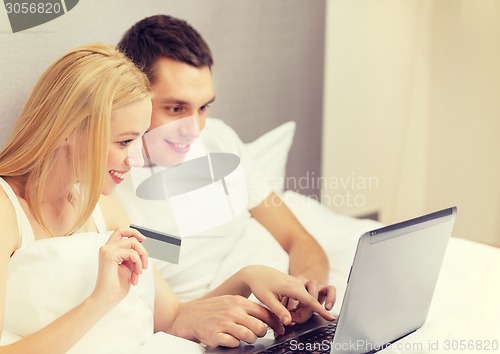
[332,207,457,353]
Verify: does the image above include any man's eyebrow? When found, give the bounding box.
[159,98,189,105]
[203,96,216,106]
[158,96,216,107]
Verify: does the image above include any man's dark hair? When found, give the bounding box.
[117,15,213,83]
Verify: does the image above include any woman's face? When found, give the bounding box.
[102,98,152,195]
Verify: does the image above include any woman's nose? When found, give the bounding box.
[126,139,145,168]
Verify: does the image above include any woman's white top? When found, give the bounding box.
[0,177,158,353]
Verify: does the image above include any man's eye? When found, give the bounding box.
[167,106,183,114]
[200,104,211,112]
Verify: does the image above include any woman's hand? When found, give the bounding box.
[239,265,335,326]
[283,275,336,324]
[90,228,148,310]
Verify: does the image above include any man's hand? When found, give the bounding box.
[168,295,285,348]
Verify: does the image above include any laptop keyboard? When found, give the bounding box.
[257,323,337,354]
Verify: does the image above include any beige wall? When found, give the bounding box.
[322,0,500,246]
[427,0,500,246]
[0,0,325,199]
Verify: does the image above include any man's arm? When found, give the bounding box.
[250,192,335,322]
[250,192,329,283]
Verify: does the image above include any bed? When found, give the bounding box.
[2,122,499,353]
[204,120,500,353]
[282,191,500,353]
[204,188,500,354]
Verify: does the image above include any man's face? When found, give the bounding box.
[146,57,214,166]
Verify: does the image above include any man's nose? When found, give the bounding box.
[178,115,201,138]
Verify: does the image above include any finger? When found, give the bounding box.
[256,293,293,325]
[113,237,148,270]
[320,285,337,310]
[129,266,139,285]
[286,297,298,311]
[121,257,142,285]
[304,279,320,300]
[107,227,146,242]
[126,237,148,270]
[235,313,268,339]
[281,296,289,308]
[290,306,314,324]
[211,332,240,348]
[286,280,319,324]
[286,298,300,325]
[109,228,146,242]
[223,322,259,344]
[118,250,143,285]
[126,249,143,279]
[318,289,327,305]
[284,295,299,317]
[245,301,285,336]
[109,244,143,278]
[119,227,147,242]
[284,287,334,321]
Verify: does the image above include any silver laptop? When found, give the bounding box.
[206,207,457,354]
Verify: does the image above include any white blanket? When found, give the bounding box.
[3,191,499,353]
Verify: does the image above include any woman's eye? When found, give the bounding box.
[119,139,133,147]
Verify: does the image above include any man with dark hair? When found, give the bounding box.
[115,14,335,343]
[118,15,213,80]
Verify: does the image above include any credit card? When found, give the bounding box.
[130,224,182,264]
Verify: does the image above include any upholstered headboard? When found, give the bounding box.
[0,0,325,198]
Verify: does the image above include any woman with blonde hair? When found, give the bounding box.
[0,43,334,353]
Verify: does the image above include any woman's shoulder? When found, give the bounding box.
[0,184,21,256]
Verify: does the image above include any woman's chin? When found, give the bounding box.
[101,183,117,196]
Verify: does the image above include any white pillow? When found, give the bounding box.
[0,331,21,345]
[244,121,296,195]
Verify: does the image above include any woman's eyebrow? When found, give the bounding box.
[117,131,141,137]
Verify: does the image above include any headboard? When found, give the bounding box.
[0,0,325,199]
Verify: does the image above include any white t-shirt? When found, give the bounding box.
[115,118,281,300]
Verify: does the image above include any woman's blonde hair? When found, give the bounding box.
[0,43,151,235]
